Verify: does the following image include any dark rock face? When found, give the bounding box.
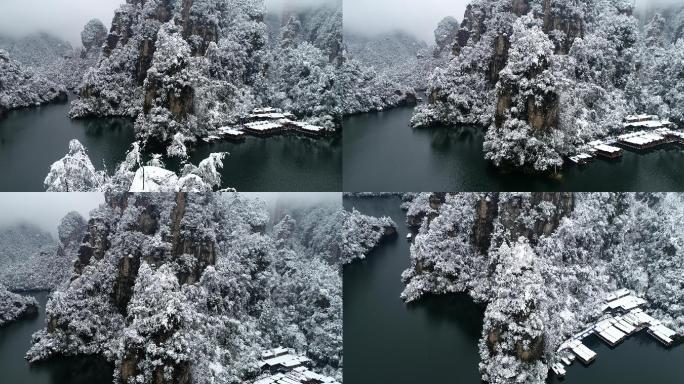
[489,34,510,85]
[511,0,530,16]
[74,219,111,277]
[471,194,499,253]
[433,16,460,58]
[81,19,108,58]
[0,105,6,119]
[48,193,218,383]
[497,193,574,245]
[103,7,134,57]
[542,0,584,54]
[494,48,559,132]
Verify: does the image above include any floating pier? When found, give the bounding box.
[202,134,222,143]
[243,121,286,137]
[623,115,674,129]
[292,121,327,138]
[593,143,623,159]
[566,339,597,364]
[566,114,682,168]
[218,126,246,142]
[553,289,681,379]
[203,108,330,142]
[595,318,627,346]
[551,363,566,377]
[649,322,677,346]
[254,348,340,384]
[618,131,668,150]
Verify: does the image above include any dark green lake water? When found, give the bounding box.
[0,291,113,384]
[0,101,135,192]
[343,107,684,192]
[0,101,342,191]
[343,196,684,384]
[343,196,485,384]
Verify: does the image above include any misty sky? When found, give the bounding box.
[0,193,341,238]
[344,0,469,43]
[0,0,335,46]
[0,0,123,46]
[344,0,682,43]
[0,193,104,238]
[242,192,342,211]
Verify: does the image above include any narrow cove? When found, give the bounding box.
[0,291,113,384]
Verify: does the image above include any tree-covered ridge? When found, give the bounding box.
[0,19,108,113]
[0,213,86,291]
[342,208,396,264]
[401,192,684,383]
[340,16,462,114]
[25,193,342,384]
[0,49,67,116]
[0,284,38,327]
[412,0,684,172]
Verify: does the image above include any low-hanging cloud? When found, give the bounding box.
[344,0,469,43]
[266,0,340,13]
[0,193,104,238]
[0,0,339,47]
[0,0,123,46]
[635,0,684,8]
[241,192,342,212]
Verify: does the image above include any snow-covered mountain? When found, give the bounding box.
[396,192,684,384]
[68,0,343,152]
[411,0,684,173]
[26,193,342,384]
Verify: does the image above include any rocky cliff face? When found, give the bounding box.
[542,0,584,54]
[402,192,576,382]
[32,193,218,384]
[413,0,586,138]
[72,0,274,145]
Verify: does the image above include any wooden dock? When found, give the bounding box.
[243,121,286,137]
[255,347,340,384]
[567,339,597,364]
[218,126,246,142]
[555,289,681,379]
[551,363,566,377]
[593,143,623,159]
[617,131,668,150]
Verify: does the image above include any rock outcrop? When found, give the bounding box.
[0,284,39,327]
[31,193,219,384]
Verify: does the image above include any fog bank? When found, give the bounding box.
[0,193,104,238]
[344,0,469,43]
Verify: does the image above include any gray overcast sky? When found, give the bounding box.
[0,0,124,46]
[0,193,340,237]
[242,192,342,211]
[344,0,469,43]
[0,193,104,238]
[0,0,336,47]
